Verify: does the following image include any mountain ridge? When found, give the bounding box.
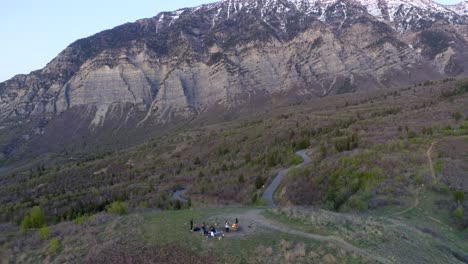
[0,0,467,161]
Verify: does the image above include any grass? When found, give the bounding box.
[139,207,364,263]
[267,203,467,264]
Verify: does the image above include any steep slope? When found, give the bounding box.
[0,0,467,161]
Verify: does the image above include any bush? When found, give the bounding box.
[238,174,245,183]
[38,226,51,240]
[252,193,258,203]
[106,201,128,215]
[74,214,89,225]
[291,154,303,165]
[453,207,464,221]
[30,206,46,228]
[294,138,310,150]
[20,206,46,232]
[453,190,465,205]
[334,131,359,152]
[255,176,264,190]
[49,238,60,255]
[453,112,463,122]
[435,160,443,173]
[20,216,31,233]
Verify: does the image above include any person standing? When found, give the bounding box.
[225,220,230,233]
[190,219,193,231]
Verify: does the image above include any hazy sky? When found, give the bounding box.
[0,0,464,82]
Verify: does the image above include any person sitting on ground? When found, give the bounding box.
[201,222,207,236]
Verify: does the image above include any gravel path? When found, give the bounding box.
[262,149,312,208]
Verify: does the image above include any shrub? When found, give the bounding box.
[334,131,359,152]
[291,154,303,165]
[435,160,443,173]
[252,193,258,203]
[193,156,201,165]
[294,138,310,150]
[407,131,418,139]
[20,206,46,232]
[453,190,465,205]
[49,238,60,255]
[453,207,464,221]
[255,175,264,189]
[238,174,245,183]
[38,226,51,240]
[74,214,89,225]
[453,112,463,122]
[30,206,46,228]
[20,216,31,233]
[106,201,128,215]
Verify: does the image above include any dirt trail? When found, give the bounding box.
[393,141,438,217]
[393,188,420,217]
[262,150,312,208]
[255,149,391,263]
[239,209,392,264]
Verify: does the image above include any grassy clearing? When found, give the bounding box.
[266,205,467,264]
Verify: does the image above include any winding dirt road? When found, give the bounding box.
[262,150,312,208]
[255,149,391,264]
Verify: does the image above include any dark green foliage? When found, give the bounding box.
[49,238,60,255]
[20,216,31,233]
[174,200,181,210]
[293,137,310,150]
[251,193,258,204]
[334,131,359,152]
[453,190,465,204]
[255,175,264,190]
[407,131,418,139]
[106,201,128,215]
[266,151,280,167]
[193,156,201,165]
[453,207,464,221]
[453,112,462,122]
[21,206,46,232]
[38,226,51,240]
[238,174,245,183]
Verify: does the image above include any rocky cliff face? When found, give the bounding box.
[0,0,467,158]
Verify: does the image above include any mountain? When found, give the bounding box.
[0,0,467,161]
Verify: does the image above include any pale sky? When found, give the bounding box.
[0,0,464,82]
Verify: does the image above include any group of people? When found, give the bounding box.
[190,218,239,238]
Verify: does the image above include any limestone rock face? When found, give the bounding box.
[0,0,467,126]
